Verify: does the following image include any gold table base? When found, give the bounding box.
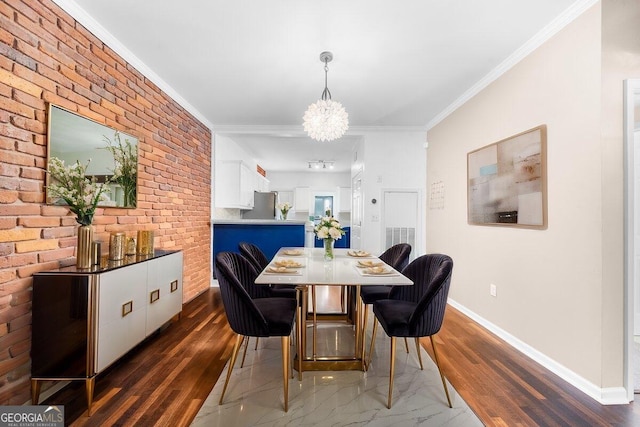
[295,284,365,378]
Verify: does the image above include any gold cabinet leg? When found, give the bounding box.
[86,377,95,416]
[282,336,290,412]
[388,337,396,409]
[31,379,41,405]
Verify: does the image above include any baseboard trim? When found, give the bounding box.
[448,299,629,405]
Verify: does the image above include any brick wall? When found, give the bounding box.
[0,0,212,404]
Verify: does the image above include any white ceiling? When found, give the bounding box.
[60,0,583,173]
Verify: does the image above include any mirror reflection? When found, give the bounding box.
[46,104,138,208]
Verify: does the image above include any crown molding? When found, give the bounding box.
[51,0,214,131]
[426,0,599,131]
[213,124,427,136]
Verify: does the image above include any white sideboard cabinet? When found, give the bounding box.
[31,250,183,415]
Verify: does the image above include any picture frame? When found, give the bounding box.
[467,125,547,229]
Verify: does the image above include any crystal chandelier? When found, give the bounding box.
[303,51,349,142]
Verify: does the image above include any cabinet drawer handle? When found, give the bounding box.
[170,280,178,293]
[122,301,133,317]
[150,289,160,304]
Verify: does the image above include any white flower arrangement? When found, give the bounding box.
[102,131,137,207]
[277,202,292,217]
[314,216,345,241]
[46,157,110,226]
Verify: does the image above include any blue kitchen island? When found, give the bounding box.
[213,220,307,269]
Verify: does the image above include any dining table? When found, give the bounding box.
[255,247,413,378]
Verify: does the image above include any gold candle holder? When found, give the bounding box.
[109,232,126,261]
[90,241,102,265]
[137,230,154,255]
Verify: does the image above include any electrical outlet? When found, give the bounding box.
[490,283,497,297]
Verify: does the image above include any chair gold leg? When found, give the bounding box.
[361,301,369,369]
[282,336,290,412]
[388,336,396,409]
[240,336,250,368]
[254,337,259,350]
[415,337,424,370]
[341,285,345,312]
[430,336,452,408]
[367,318,378,370]
[404,337,409,353]
[219,334,243,405]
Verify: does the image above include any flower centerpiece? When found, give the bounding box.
[102,131,137,208]
[47,157,110,268]
[314,215,345,260]
[277,202,292,220]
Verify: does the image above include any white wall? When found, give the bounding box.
[426,0,640,402]
[355,130,427,256]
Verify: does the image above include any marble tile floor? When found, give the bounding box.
[192,321,483,426]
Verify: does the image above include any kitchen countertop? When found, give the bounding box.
[212,219,308,225]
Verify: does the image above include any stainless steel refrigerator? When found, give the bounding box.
[242,191,277,219]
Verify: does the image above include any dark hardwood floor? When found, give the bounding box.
[43,287,640,426]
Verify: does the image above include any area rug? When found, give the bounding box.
[191,323,483,426]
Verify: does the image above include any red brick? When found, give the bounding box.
[10,289,31,306]
[16,260,58,277]
[0,191,18,204]
[0,350,29,377]
[38,246,74,263]
[18,191,44,203]
[19,167,44,180]
[0,277,33,297]
[10,115,46,134]
[40,205,70,216]
[9,335,30,358]
[0,270,16,284]
[18,217,59,227]
[41,226,74,239]
[0,203,39,216]
[0,252,36,269]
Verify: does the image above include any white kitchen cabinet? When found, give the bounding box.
[294,187,310,211]
[215,160,255,209]
[339,187,351,212]
[255,173,270,192]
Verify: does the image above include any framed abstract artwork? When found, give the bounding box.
[467,125,547,229]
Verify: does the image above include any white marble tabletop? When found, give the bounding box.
[255,247,413,286]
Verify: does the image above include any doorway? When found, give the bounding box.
[381,190,421,258]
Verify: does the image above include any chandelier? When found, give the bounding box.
[303,51,349,142]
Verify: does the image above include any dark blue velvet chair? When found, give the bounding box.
[238,241,296,299]
[215,251,297,412]
[371,253,453,409]
[360,243,412,367]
